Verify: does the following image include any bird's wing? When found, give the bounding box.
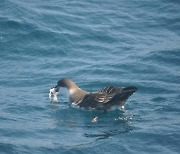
[78,93,109,109]
[79,86,138,110]
[98,86,124,94]
[79,86,123,109]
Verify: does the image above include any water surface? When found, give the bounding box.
[0,0,180,153]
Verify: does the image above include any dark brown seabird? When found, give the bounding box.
[49,78,137,122]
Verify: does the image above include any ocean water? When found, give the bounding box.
[0,0,180,153]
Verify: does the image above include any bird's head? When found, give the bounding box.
[49,78,78,102]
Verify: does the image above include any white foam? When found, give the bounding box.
[49,88,58,102]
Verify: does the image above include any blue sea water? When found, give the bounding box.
[0,0,180,153]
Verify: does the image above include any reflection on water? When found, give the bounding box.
[84,123,133,141]
[83,113,134,141]
[49,102,135,142]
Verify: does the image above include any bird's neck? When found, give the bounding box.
[63,79,79,90]
[59,79,88,103]
[69,88,88,104]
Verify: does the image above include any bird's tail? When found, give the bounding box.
[106,86,138,108]
[118,86,138,102]
[122,86,138,93]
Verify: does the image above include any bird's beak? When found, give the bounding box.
[54,85,60,92]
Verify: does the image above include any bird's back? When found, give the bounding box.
[78,86,137,110]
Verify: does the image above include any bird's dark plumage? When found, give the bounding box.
[49,78,137,111]
[79,86,137,110]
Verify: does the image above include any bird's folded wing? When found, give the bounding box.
[98,86,124,94]
[79,86,122,109]
[79,86,137,109]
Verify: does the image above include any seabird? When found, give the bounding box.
[49,78,137,122]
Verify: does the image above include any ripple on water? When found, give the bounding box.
[0,0,180,153]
